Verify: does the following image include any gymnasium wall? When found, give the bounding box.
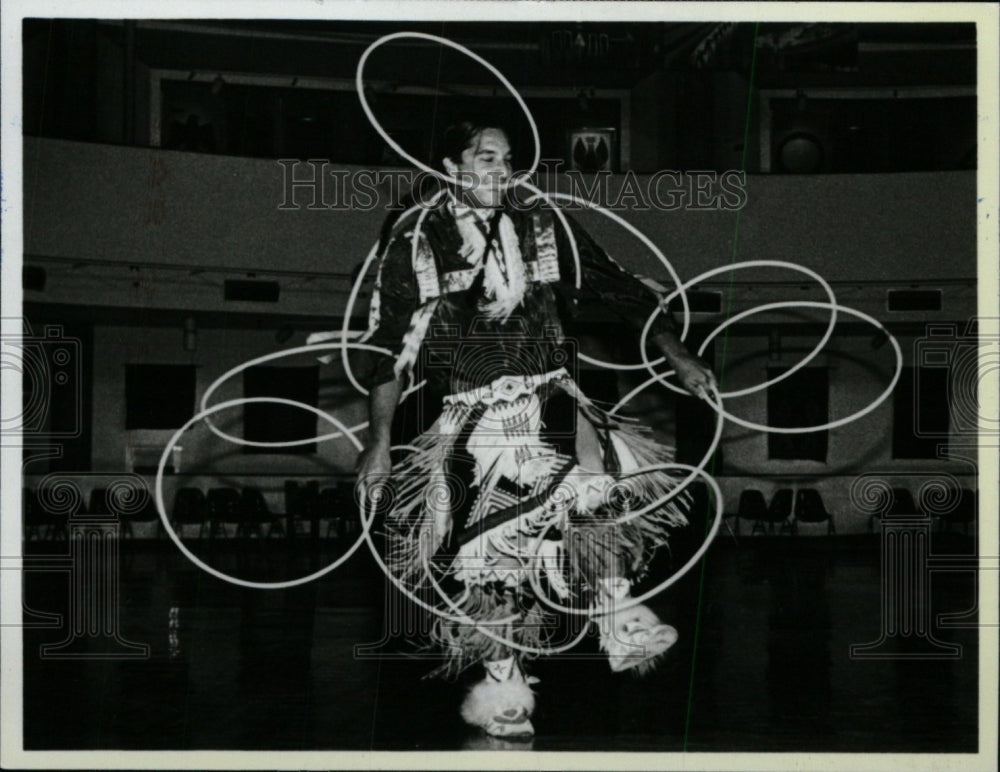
[24,138,976,289]
[20,138,980,533]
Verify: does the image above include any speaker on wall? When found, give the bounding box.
[887,289,942,312]
[224,279,280,303]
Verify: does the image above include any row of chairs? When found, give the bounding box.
[727,488,836,536]
[23,482,362,541]
[23,487,162,540]
[171,483,360,539]
[726,486,978,537]
[25,481,978,541]
[172,487,280,539]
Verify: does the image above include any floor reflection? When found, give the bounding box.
[21,534,978,752]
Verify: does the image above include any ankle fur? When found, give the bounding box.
[460,678,536,729]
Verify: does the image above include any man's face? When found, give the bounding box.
[444,127,512,209]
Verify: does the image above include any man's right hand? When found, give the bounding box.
[355,441,392,508]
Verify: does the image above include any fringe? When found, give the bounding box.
[383,401,472,586]
[383,372,691,677]
[560,377,690,520]
[556,377,689,592]
[425,586,555,680]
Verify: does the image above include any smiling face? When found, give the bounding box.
[442,127,512,209]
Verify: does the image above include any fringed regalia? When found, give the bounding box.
[364,198,689,679]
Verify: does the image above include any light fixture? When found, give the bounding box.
[778,132,824,173]
[774,89,829,174]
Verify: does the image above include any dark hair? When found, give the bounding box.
[434,120,506,170]
[376,119,510,252]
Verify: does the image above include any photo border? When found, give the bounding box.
[2,2,997,770]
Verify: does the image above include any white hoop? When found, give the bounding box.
[356,32,541,182]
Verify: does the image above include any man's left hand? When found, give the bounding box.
[670,352,718,400]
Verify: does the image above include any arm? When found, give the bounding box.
[355,218,419,502]
[355,376,403,502]
[553,212,717,399]
[650,329,717,400]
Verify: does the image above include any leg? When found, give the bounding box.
[462,652,538,739]
[595,576,678,673]
[566,525,679,674]
[462,590,538,739]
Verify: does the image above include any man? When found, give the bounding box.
[357,121,716,739]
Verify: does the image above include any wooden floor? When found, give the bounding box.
[21,530,979,753]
